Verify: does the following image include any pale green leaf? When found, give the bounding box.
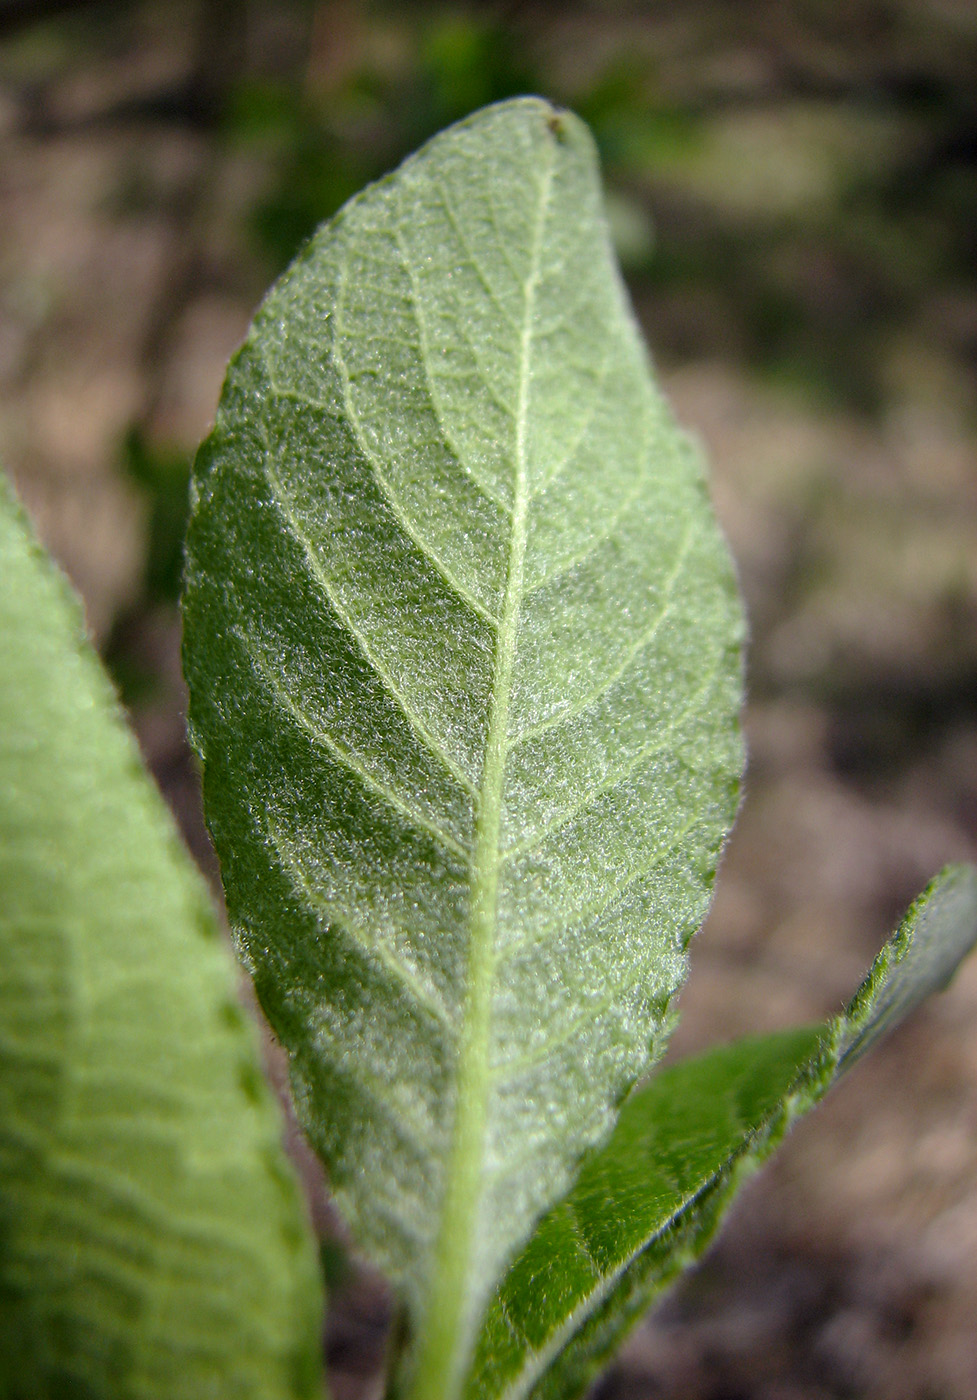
[467,864,977,1400]
[0,475,324,1399]
[182,96,743,1398]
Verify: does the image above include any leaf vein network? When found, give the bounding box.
[308,1043,439,1155]
[264,814,456,1029]
[500,652,726,864]
[239,625,470,860]
[499,807,704,963]
[522,473,645,602]
[256,424,477,795]
[392,215,520,439]
[509,516,701,749]
[351,209,515,532]
[434,177,520,333]
[490,965,662,1082]
[527,342,614,503]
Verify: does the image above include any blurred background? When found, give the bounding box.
[1,1,976,1396]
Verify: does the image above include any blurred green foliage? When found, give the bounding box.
[209,1,977,415]
[5,0,972,416]
[224,10,539,272]
[122,426,192,609]
[101,429,192,706]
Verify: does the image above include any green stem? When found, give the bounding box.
[405,146,555,1400]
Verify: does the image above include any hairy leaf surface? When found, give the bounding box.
[0,477,323,1399]
[183,96,743,1395]
[467,864,977,1400]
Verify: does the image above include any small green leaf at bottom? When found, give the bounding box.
[466,864,977,1400]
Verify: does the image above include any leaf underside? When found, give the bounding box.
[0,476,323,1399]
[467,863,977,1400]
[183,96,743,1394]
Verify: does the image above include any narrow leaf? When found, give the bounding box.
[182,96,743,1396]
[467,864,977,1400]
[0,476,323,1399]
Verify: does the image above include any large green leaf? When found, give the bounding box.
[467,864,977,1400]
[0,476,323,1399]
[182,96,743,1398]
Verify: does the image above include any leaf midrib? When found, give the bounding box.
[407,142,556,1400]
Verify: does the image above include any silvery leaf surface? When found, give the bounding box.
[182,97,744,1399]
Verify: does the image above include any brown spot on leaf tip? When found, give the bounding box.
[547,109,568,141]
